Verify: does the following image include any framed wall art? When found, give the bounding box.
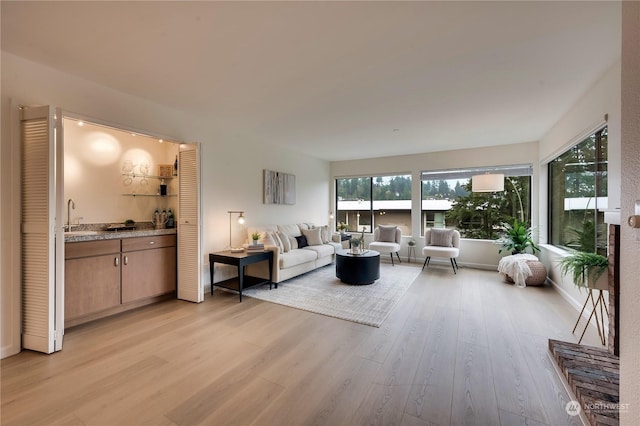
[264,170,296,205]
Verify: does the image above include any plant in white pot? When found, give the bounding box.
[558,251,609,290]
[350,230,365,254]
[337,222,349,235]
[251,232,261,245]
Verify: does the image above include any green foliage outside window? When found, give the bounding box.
[432,176,531,240]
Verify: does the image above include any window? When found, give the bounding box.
[548,127,608,255]
[421,165,532,239]
[336,175,411,235]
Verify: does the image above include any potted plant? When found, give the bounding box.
[337,222,349,234]
[350,230,365,254]
[408,238,416,247]
[251,232,261,245]
[558,251,609,290]
[498,219,540,255]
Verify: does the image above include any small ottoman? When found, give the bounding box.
[506,259,548,286]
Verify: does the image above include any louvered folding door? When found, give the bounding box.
[20,106,64,353]
[177,144,202,302]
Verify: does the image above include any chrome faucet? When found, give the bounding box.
[66,199,75,232]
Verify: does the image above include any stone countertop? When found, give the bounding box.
[64,228,177,243]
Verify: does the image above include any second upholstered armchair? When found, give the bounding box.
[422,228,460,274]
[368,225,402,266]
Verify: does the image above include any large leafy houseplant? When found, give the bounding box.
[558,251,608,289]
[498,219,540,255]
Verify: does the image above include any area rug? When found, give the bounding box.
[242,263,421,327]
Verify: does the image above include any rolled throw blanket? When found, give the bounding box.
[498,254,539,288]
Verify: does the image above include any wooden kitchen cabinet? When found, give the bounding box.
[121,235,177,303]
[65,240,121,322]
[65,233,177,328]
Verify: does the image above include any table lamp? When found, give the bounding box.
[228,210,245,252]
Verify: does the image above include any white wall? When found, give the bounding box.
[64,119,179,225]
[331,141,540,269]
[0,52,330,358]
[537,61,621,318]
[620,2,640,422]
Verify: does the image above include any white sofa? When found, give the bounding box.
[245,223,342,283]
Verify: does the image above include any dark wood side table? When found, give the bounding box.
[209,250,274,302]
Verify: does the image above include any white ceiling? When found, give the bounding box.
[1,1,621,161]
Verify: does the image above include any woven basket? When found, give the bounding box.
[506,260,547,286]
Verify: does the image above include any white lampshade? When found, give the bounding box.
[472,173,504,192]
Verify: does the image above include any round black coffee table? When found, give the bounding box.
[335,249,380,285]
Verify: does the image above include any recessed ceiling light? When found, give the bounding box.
[131,133,136,137]
[159,139,163,143]
[78,121,84,127]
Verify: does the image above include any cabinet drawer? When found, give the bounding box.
[122,234,176,252]
[65,239,121,260]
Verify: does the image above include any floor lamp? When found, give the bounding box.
[472,173,524,222]
[228,210,245,252]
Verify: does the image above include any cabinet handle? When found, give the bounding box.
[124,255,129,265]
[114,257,119,267]
[149,241,156,245]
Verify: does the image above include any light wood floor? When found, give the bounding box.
[1,264,605,426]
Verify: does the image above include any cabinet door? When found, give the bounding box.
[121,247,176,304]
[65,254,121,321]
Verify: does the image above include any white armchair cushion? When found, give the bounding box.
[369,241,401,254]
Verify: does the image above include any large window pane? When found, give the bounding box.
[372,175,411,235]
[421,166,532,239]
[336,177,371,232]
[336,175,411,234]
[548,127,608,255]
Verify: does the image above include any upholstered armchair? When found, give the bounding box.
[369,225,402,266]
[422,228,460,274]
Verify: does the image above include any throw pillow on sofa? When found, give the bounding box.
[320,225,330,244]
[302,227,323,246]
[277,231,291,252]
[259,231,278,247]
[289,236,298,249]
[270,231,284,253]
[295,235,309,248]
